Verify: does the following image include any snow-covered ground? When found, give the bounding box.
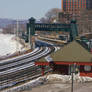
[0,34,24,56]
[2,74,92,92]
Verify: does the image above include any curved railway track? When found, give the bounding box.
[0,46,55,90]
[0,47,44,71]
[0,47,42,65]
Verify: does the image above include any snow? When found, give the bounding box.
[2,74,92,92]
[46,74,92,83]
[0,34,24,56]
[45,55,53,62]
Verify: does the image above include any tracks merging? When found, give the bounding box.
[0,46,55,90]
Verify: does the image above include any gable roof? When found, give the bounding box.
[39,40,92,63]
[51,40,92,62]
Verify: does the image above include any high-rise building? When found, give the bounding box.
[62,0,92,14]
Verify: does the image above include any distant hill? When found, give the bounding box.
[0,18,27,28]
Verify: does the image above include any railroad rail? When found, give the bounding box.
[0,65,52,90]
[0,46,55,90]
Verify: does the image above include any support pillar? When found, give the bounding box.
[70,20,78,41]
[49,62,55,71]
[41,66,45,76]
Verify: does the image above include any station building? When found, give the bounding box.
[35,40,92,77]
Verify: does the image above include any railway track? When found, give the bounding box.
[0,46,55,90]
[0,47,44,72]
[0,65,52,90]
[0,47,42,65]
[0,47,53,73]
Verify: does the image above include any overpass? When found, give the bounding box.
[24,17,78,44]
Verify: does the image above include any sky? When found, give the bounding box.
[0,0,61,20]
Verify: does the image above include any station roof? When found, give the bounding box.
[38,40,92,63]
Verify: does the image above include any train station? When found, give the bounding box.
[35,39,92,77]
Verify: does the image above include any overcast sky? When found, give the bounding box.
[0,0,61,20]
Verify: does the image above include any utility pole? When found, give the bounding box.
[16,20,19,52]
[71,64,76,92]
[71,71,74,92]
[28,27,31,49]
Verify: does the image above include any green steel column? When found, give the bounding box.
[28,17,36,49]
[26,23,30,42]
[27,23,29,35]
[70,20,78,41]
[29,17,36,36]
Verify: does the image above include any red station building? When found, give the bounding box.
[35,40,92,77]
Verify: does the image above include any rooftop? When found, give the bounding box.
[38,40,92,63]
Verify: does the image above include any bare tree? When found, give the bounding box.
[78,9,92,34]
[40,17,48,23]
[45,8,61,23]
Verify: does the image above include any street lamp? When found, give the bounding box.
[28,27,31,49]
[70,64,77,92]
[16,20,19,52]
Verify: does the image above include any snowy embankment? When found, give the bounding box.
[0,34,25,57]
[3,74,92,92]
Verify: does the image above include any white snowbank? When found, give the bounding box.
[0,34,24,56]
[2,74,92,92]
[47,74,92,83]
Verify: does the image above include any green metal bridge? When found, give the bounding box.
[23,17,78,42]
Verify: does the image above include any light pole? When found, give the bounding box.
[71,64,74,92]
[71,64,77,92]
[16,20,19,52]
[71,70,74,92]
[28,27,31,49]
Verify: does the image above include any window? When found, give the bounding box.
[84,65,91,72]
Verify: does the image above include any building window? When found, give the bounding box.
[84,65,91,72]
